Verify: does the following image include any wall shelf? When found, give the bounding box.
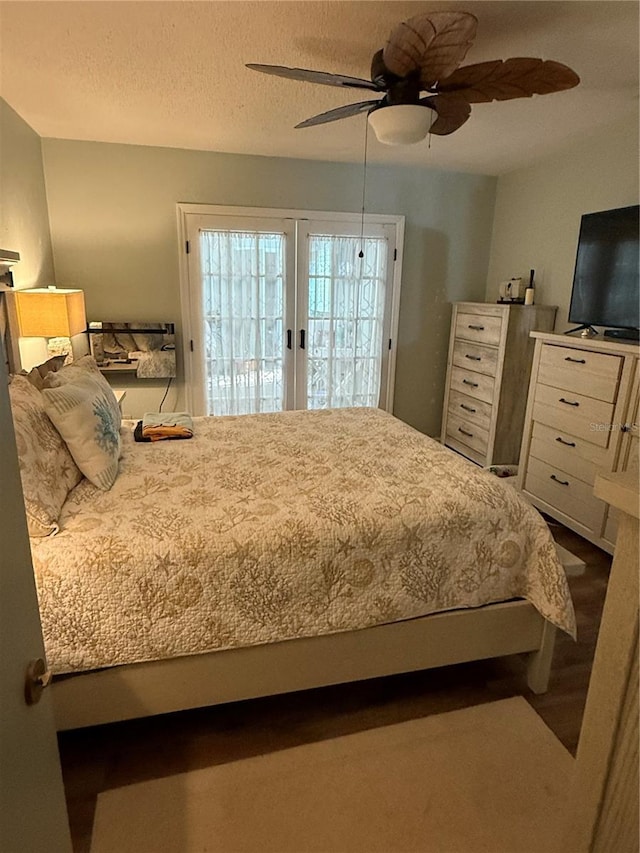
[98,362,139,375]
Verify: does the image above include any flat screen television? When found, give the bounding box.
[567,204,639,340]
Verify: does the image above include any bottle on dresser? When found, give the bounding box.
[524,269,535,306]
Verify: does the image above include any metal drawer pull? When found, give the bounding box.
[468,324,485,331]
[458,427,473,437]
[462,379,478,388]
[559,397,579,407]
[550,474,570,486]
[460,404,476,413]
[564,357,586,364]
[465,354,481,361]
[555,436,576,447]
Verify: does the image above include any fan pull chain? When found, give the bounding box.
[358,115,370,260]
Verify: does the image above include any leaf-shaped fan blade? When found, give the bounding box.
[383,12,478,87]
[421,94,472,136]
[295,100,381,129]
[246,64,380,91]
[437,58,580,103]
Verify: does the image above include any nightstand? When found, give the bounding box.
[114,389,127,413]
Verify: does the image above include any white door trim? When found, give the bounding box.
[177,204,404,414]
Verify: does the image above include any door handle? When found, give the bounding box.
[458,427,473,438]
[300,329,306,350]
[559,397,580,407]
[468,324,485,331]
[460,404,476,413]
[465,354,481,361]
[25,658,52,706]
[462,379,478,388]
[287,329,292,350]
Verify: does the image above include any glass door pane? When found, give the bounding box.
[199,229,286,415]
[306,233,389,409]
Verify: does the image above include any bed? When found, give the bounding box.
[23,401,575,731]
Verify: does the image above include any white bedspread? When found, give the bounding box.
[30,408,575,674]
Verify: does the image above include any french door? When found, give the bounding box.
[178,206,403,416]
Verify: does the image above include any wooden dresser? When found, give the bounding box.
[441,302,557,466]
[516,332,639,553]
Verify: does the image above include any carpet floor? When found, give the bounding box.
[91,696,573,853]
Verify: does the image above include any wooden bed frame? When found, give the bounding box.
[52,599,556,730]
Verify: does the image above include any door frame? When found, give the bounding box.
[179,212,296,416]
[0,336,72,852]
[176,204,405,415]
[295,218,398,412]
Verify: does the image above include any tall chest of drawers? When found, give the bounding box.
[441,302,557,466]
[517,333,639,553]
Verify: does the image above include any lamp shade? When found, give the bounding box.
[367,105,434,145]
[14,288,86,337]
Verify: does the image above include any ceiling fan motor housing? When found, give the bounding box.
[370,49,397,89]
[386,75,422,106]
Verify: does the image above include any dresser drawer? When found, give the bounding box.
[449,366,496,405]
[532,383,615,447]
[452,340,499,377]
[525,457,606,531]
[454,312,503,347]
[538,344,622,402]
[529,421,608,486]
[446,411,489,457]
[448,390,493,432]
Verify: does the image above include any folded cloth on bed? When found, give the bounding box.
[141,412,193,441]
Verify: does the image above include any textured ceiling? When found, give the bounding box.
[0,1,638,175]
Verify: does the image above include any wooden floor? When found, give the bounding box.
[58,522,610,853]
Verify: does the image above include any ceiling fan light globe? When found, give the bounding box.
[367,105,433,145]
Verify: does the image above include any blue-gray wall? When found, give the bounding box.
[41,139,497,432]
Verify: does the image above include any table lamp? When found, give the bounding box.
[14,287,87,362]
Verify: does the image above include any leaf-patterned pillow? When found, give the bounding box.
[42,372,122,491]
[8,375,83,536]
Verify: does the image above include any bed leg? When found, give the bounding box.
[526,620,557,694]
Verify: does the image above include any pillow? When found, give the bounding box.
[42,354,106,388]
[41,371,122,490]
[36,354,68,379]
[17,355,68,391]
[14,367,44,391]
[21,367,45,391]
[8,375,83,536]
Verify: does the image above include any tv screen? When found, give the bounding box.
[568,204,639,331]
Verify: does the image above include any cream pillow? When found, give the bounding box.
[8,375,83,536]
[43,354,108,388]
[41,371,122,490]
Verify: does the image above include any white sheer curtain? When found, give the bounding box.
[307,234,388,409]
[200,230,285,416]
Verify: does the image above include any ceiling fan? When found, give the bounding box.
[247,11,580,144]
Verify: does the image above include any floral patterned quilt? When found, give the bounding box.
[30,408,575,674]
